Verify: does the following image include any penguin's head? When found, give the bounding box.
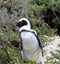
[16,18,32,29]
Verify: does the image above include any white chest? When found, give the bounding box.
[21,32,39,52]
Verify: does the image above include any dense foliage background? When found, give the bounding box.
[0,0,60,64]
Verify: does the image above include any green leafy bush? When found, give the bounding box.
[40,23,53,36]
[10,30,20,42]
[0,0,60,64]
[31,18,38,25]
[51,44,60,60]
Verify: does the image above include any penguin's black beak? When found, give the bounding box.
[15,22,22,28]
[15,22,19,27]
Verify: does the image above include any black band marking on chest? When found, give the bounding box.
[19,29,43,56]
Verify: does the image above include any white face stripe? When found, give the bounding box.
[19,18,29,22]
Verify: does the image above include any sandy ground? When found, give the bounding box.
[37,36,60,64]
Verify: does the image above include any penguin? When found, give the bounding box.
[16,18,43,62]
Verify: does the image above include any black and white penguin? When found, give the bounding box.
[16,18,43,62]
